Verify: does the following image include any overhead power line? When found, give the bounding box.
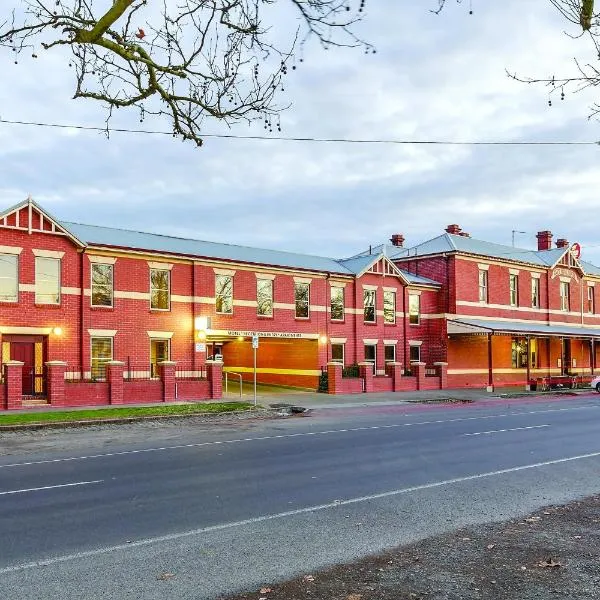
[0,118,599,146]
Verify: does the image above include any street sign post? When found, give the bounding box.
[251,334,259,406]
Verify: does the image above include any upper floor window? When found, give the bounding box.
[295,282,310,318]
[330,286,345,321]
[478,269,488,303]
[531,277,540,309]
[509,274,519,307]
[257,278,273,317]
[383,290,396,324]
[363,289,376,323]
[91,263,113,307]
[560,281,570,312]
[409,293,420,325]
[0,254,18,303]
[150,268,170,310]
[35,256,60,304]
[215,274,233,314]
[588,286,595,314]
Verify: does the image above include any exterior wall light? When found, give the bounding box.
[237,336,244,342]
[53,327,63,336]
[319,335,328,344]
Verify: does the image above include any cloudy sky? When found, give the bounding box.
[1,0,600,264]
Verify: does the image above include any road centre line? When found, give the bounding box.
[0,404,597,470]
[0,480,103,496]
[2,450,600,575]
[463,425,550,436]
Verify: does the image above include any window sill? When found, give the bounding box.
[363,321,377,326]
[215,312,234,317]
[331,319,345,324]
[295,317,311,321]
[257,314,274,319]
[0,301,19,307]
[150,308,172,313]
[35,303,61,309]
[91,305,114,311]
[384,322,397,327]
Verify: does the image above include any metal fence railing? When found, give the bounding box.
[175,363,207,380]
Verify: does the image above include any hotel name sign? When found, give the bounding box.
[226,330,303,339]
[551,267,580,283]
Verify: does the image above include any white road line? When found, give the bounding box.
[463,425,550,436]
[0,480,103,496]
[0,404,597,470]
[1,450,600,575]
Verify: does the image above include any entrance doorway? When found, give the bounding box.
[562,338,571,375]
[9,340,46,396]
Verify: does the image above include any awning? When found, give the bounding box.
[447,318,600,339]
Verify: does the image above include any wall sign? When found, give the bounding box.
[226,330,303,339]
[195,343,206,353]
[551,267,580,283]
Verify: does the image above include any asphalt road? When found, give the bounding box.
[2,393,600,599]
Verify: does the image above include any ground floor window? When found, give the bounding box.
[150,339,170,377]
[331,343,344,365]
[384,344,396,363]
[511,337,537,369]
[364,344,376,374]
[409,344,421,363]
[91,337,113,379]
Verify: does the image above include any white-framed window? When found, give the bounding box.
[257,278,273,317]
[409,294,420,325]
[150,268,170,310]
[560,281,570,312]
[295,282,310,319]
[478,269,488,303]
[215,274,233,314]
[409,345,421,363]
[363,289,376,323]
[150,338,170,377]
[384,344,396,363]
[0,253,18,303]
[91,263,113,307]
[588,286,595,314]
[331,343,344,365]
[383,290,396,324]
[531,277,540,309]
[509,274,519,307]
[35,256,60,304]
[330,286,345,321]
[364,343,376,374]
[91,337,113,380]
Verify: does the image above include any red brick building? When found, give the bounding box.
[1,198,598,408]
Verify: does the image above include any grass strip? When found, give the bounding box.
[0,402,254,426]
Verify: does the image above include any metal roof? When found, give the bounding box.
[448,318,600,338]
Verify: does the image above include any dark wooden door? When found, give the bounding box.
[10,342,35,395]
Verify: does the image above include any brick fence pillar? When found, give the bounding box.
[46,361,67,406]
[327,362,343,395]
[386,361,403,392]
[107,361,125,405]
[412,362,427,391]
[434,362,448,390]
[358,362,374,393]
[158,361,177,403]
[4,361,23,410]
[206,360,223,399]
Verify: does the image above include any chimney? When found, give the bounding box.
[536,230,553,251]
[445,224,462,235]
[390,234,405,247]
[556,238,569,249]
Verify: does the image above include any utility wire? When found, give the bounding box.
[0,118,599,146]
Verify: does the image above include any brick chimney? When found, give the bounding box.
[536,230,553,251]
[390,234,405,247]
[445,224,462,235]
[556,238,569,249]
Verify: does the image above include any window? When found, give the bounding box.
[257,279,273,317]
[215,274,233,314]
[383,290,396,324]
[330,286,345,321]
[509,274,519,307]
[409,294,420,325]
[363,289,376,323]
[91,263,113,307]
[588,286,595,314]
[295,282,310,318]
[364,344,376,374]
[478,269,488,303]
[0,254,18,302]
[531,277,540,309]
[331,343,344,365]
[384,344,396,363]
[409,345,421,363]
[150,268,170,310]
[35,256,60,304]
[529,338,538,369]
[91,337,113,379]
[560,281,570,312]
[150,339,170,377]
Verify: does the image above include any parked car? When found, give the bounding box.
[591,376,600,392]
